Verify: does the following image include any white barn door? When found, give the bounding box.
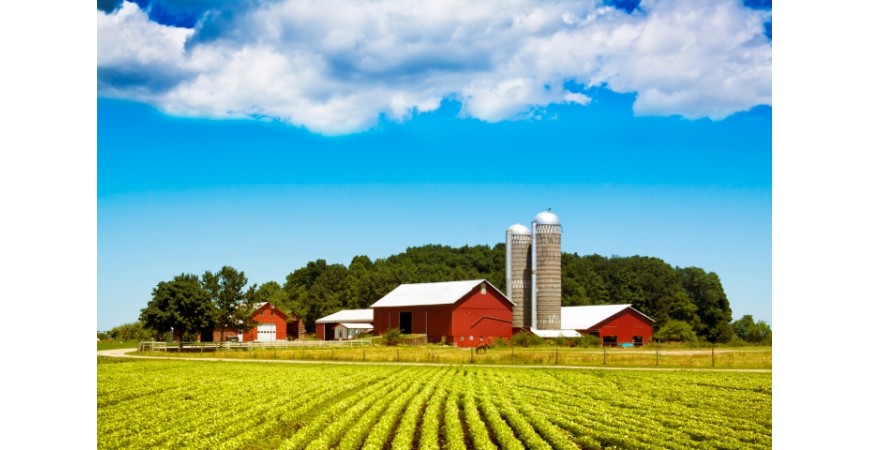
[258,323,276,342]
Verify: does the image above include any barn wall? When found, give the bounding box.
[451,288,514,348]
[212,329,239,342]
[373,305,453,343]
[593,309,654,346]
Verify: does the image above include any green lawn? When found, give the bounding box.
[96,341,139,351]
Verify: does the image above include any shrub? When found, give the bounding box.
[654,320,699,344]
[491,337,508,348]
[572,335,601,348]
[510,331,544,347]
[383,328,402,346]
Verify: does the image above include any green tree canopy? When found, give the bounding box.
[731,315,772,345]
[204,266,257,341]
[654,320,699,343]
[139,273,214,343]
[106,321,157,341]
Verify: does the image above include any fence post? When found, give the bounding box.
[555,344,558,365]
[396,348,399,362]
[656,347,660,366]
[603,346,607,365]
[712,343,715,367]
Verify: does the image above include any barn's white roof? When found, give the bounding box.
[561,304,654,330]
[315,308,373,324]
[337,323,374,330]
[370,279,513,308]
[529,328,581,338]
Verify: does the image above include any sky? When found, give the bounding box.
[96,0,773,332]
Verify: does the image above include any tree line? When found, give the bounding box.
[123,244,771,344]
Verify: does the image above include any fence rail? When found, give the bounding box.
[138,339,372,353]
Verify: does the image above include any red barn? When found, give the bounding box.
[561,304,654,346]
[371,279,514,348]
[213,302,305,342]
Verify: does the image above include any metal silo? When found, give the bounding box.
[532,209,562,330]
[506,223,532,328]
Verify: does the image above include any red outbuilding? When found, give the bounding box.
[212,302,305,342]
[561,304,654,346]
[370,279,514,348]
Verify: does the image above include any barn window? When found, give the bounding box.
[480,283,486,295]
[603,336,617,347]
[469,335,474,341]
[633,336,644,346]
[460,336,464,342]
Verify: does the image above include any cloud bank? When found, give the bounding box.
[98,0,771,135]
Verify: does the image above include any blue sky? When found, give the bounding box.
[97,0,773,331]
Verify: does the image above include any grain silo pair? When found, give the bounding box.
[506,210,562,331]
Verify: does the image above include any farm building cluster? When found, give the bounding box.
[217,210,654,347]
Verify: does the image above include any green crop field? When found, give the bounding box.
[97,357,771,449]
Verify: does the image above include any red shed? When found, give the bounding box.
[561,304,654,346]
[213,302,305,342]
[371,279,514,348]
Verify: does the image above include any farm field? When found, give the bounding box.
[97,357,771,449]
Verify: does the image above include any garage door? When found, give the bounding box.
[257,323,276,342]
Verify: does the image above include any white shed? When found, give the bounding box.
[334,322,374,340]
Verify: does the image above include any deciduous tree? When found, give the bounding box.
[139,273,213,346]
[204,266,257,342]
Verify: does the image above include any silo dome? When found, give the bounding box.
[533,210,560,225]
[507,223,531,235]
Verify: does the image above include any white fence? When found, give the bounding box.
[138,339,372,353]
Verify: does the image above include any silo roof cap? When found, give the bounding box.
[533,210,560,225]
[507,223,531,235]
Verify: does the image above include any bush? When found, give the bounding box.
[383,328,402,346]
[655,320,699,344]
[572,335,601,348]
[510,331,544,347]
[491,337,508,348]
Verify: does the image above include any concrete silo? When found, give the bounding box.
[532,209,562,330]
[506,224,532,328]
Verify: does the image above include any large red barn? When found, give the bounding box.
[371,279,514,348]
[561,304,654,346]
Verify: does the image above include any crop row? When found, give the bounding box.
[97,358,772,449]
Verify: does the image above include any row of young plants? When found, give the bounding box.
[98,357,771,449]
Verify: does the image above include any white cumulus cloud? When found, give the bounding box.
[97,0,771,135]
